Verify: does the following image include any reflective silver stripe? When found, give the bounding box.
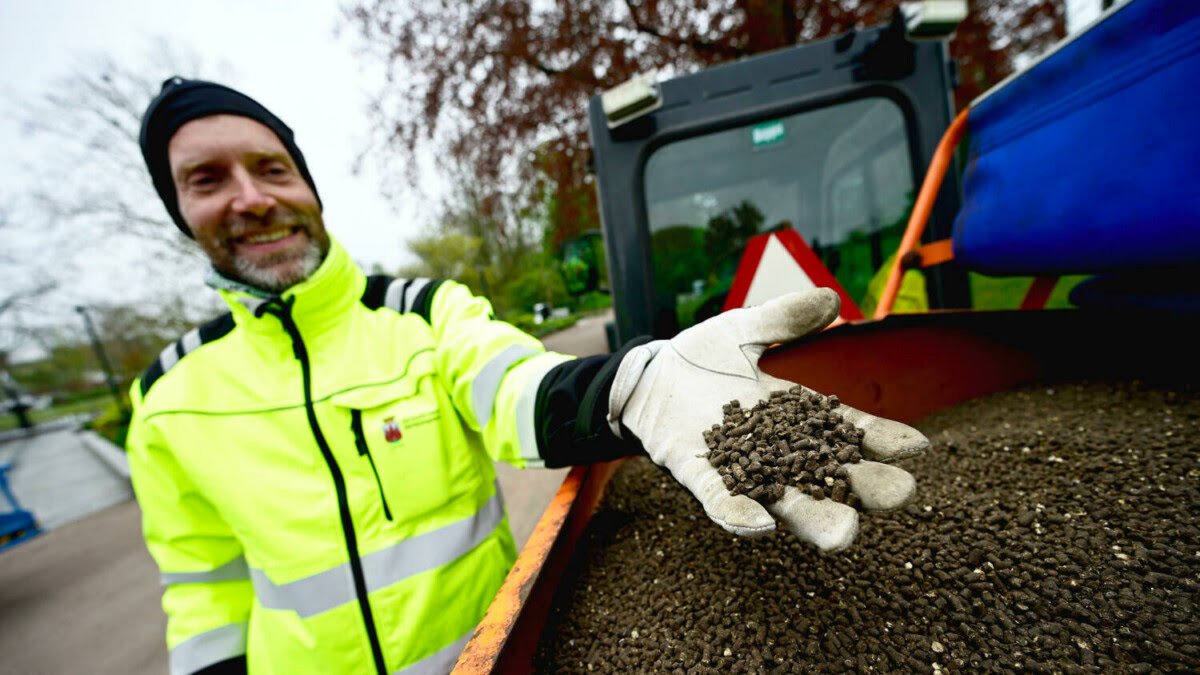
[471,345,539,428]
[385,277,433,313]
[385,278,409,312]
[250,484,505,618]
[403,278,432,313]
[154,328,213,380]
[517,357,566,467]
[180,328,202,355]
[393,630,473,675]
[158,343,180,373]
[161,555,249,587]
[361,483,503,594]
[169,622,247,675]
[250,561,355,619]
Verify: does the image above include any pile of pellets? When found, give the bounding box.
[535,380,1200,673]
[703,387,864,506]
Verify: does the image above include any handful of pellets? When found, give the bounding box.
[702,386,865,507]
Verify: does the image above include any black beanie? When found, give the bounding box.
[139,76,322,237]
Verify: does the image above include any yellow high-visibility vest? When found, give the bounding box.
[128,238,571,675]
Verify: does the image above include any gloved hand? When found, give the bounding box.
[607,288,927,551]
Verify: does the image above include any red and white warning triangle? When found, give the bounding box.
[723,228,863,323]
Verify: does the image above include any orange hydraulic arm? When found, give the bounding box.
[873,108,969,319]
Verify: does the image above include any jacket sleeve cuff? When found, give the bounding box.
[532,337,652,468]
[193,655,247,675]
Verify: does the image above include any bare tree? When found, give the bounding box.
[15,43,211,260]
[12,41,240,271]
[9,39,230,334]
[0,198,58,354]
[399,167,549,313]
[0,41,235,375]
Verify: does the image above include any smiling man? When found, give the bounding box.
[130,77,927,675]
[168,113,328,292]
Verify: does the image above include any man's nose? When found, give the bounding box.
[230,168,275,216]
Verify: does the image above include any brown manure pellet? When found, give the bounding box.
[703,387,863,506]
[534,380,1200,673]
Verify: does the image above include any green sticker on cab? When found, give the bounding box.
[750,120,786,147]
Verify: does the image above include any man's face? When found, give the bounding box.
[168,114,329,292]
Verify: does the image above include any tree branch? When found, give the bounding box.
[621,0,748,58]
[516,51,604,88]
[0,281,57,318]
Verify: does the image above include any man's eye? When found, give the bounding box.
[189,173,218,187]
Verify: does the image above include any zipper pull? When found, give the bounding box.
[351,409,394,522]
[351,410,369,455]
[256,296,307,362]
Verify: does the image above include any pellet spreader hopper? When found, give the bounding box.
[456,1,1200,670]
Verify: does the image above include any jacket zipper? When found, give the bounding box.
[351,410,394,521]
[258,297,388,675]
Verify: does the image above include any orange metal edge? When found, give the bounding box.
[453,459,624,673]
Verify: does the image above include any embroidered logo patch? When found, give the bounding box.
[382,417,403,443]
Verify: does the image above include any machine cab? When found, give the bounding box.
[586,11,970,346]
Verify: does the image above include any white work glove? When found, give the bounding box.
[607,288,926,551]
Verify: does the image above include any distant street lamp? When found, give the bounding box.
[75,305,129,418]
[1,370,33,430]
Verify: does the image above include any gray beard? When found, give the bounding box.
[232,239,325,293]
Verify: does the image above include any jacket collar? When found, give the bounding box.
[212,236,364,336]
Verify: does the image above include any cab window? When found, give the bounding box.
[642,97,915,329]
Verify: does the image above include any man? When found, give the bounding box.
[130,77,927,675]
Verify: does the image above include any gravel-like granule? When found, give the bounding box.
[704,388,864,506]
[534,380,1199,673]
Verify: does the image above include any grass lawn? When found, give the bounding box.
[0,393,111,433]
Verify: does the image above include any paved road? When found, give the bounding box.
[0,425,131,530]
[539,308,613,358]
[0,311,612,674]
[0,500,164,675]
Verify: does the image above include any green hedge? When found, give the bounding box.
[86,399,131,449]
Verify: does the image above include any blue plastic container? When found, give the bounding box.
[953,0,1200,276]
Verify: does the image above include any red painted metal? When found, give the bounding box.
[760,313,1037,423]
[1019,276,1059,310]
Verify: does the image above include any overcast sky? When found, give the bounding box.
[1,0,1109,360]
[1,0,437,344]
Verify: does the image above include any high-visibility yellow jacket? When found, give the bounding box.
[128,239,587,675]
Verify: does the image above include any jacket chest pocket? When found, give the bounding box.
[331,372,469,525]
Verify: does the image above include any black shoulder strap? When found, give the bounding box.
[360,275,444,324]
[360,274,392,311]
[140,312,235,397]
